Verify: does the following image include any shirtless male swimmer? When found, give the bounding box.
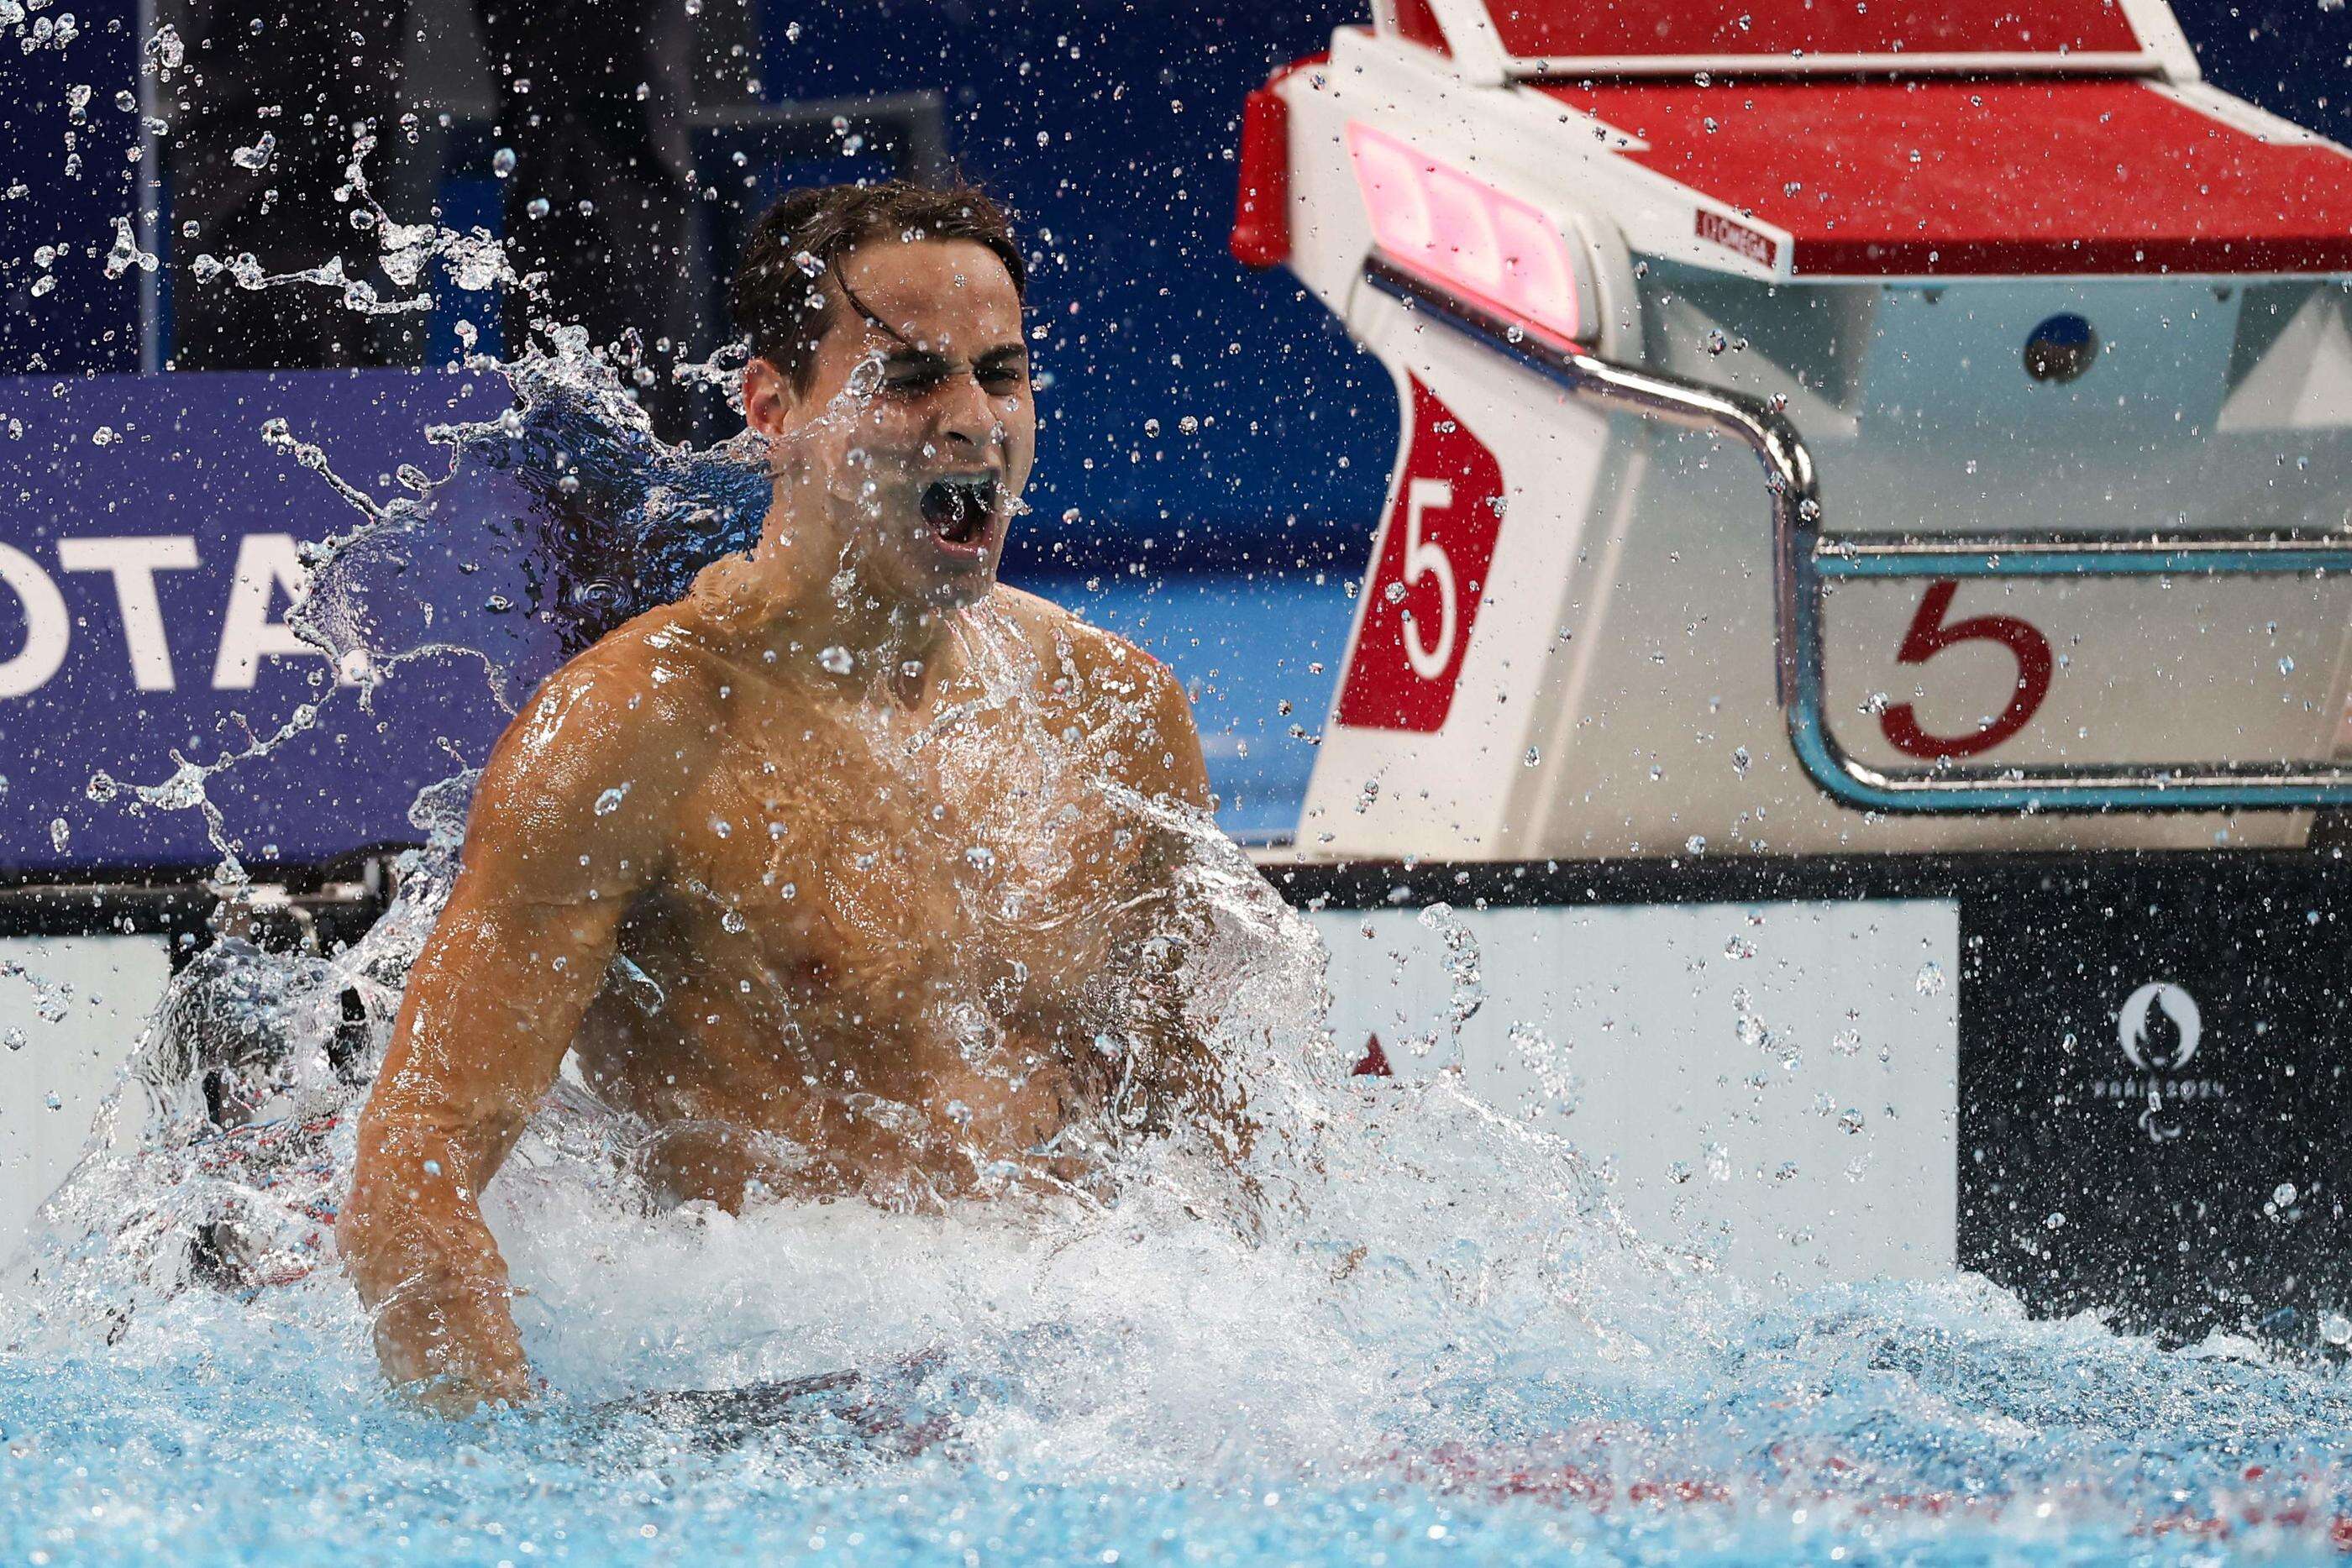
[339,181,1240,1412]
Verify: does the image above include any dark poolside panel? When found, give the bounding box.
[1282,848,2352,1344]
[1956,854,2352,1345]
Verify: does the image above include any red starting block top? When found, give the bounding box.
[1545,80,2352,275]
[1391,0,2180,74]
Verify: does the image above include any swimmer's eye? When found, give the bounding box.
[880,363,1029,397]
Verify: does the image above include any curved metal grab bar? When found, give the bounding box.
[1360,254,2352,813]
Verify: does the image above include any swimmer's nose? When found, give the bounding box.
[936,372,1005,455]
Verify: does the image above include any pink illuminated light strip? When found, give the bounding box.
[1345,122,1585,345]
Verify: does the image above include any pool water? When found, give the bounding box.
[12,1219,2352,1564]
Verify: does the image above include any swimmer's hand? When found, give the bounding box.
[367,1275,535,1415]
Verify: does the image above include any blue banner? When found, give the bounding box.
[0,369,519,875]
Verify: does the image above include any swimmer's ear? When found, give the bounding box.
[743,357,797,438]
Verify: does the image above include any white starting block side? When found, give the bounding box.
[0,936,172,1256]
[1310,895,1960,1288]
[1247,11,2352,860]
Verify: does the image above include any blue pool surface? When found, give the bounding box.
[10,1269,2352,1565]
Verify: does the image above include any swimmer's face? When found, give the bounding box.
[745,237,1034,613]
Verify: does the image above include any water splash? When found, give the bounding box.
[9,156,2352,1568]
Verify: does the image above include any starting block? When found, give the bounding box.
[1237,0,2352,858]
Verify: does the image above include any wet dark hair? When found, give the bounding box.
[727,180,1028,392]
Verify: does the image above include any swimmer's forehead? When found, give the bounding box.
[834,237,1026,361]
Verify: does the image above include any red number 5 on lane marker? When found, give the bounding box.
[1878,579,2054,760]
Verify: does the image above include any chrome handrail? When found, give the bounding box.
[1359,254,2352,813]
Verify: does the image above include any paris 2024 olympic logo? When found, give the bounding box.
[2095,982,2224,1142]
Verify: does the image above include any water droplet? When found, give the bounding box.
[48,817,69,853]
[2322,1310,2352,1346]
[594,784,628,815]
[708,815,732,840]
[491,146,518,178]
[1730,745,1751,775]
[1383,581,1406,605]
[1704,328,1730,355]
[2274,1181,2299,1208]
[1838,1108,1866,1135]
[2280,656,2297,675]
[145,22,185,69]
[1914,960,1946,995]
[964,845,996,873]
[1523,746,1541,768]
[1684,835,1708,856]
[3,1027,23,1051]
[2045,1210,2067,1230]
[818,645,853,675]
[44,1093,62,1111]
[721,909,747,934]
[525,196,549,219]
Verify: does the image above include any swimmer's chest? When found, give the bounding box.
[679,712,1120,1001]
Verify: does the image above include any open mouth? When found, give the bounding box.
[919,473,1001,553]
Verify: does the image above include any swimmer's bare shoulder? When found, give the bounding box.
[421,610,727,937]
[990,585,1211,811]
[340,613,722,1410]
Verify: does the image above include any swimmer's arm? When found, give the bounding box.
[1110,659,1257,1163]
[341,668,677,1412]
[1121,651,1213,815]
